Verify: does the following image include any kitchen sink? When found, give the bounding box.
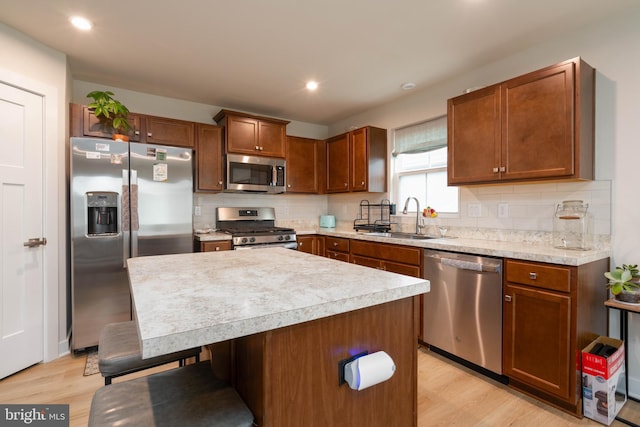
[366,232,437,240]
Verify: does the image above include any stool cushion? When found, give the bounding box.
[89,362,254,427]
[98,321,200,378]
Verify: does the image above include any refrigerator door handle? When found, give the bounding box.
[121,169,130,268]
[130,169,139,258]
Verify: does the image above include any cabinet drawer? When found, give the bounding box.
[505,260,571,293]
[200,241,232,252]
[326,250,349,262]
[350,240,422,266]
[325,237,349,253]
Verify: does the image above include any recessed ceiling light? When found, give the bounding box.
[305,81,319,91]
[401,82,416,90]
[70,16,93,31]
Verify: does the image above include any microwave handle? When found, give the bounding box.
[272,165,277,186]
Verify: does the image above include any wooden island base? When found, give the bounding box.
[211,297,418,427]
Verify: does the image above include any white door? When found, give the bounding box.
[0,82,45,379]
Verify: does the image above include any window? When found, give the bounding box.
[393,116,459,214]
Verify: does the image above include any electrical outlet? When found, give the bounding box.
[468,203,481,218]
[194,206,201,217]
[498,203,509,218]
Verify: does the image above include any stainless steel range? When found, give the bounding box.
[216,207,297,250]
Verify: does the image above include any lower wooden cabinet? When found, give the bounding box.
[350,240,422,278]
[296,235,325,256]
[197,240,232,252]
[502,257,609,416]
[325,236,350,262]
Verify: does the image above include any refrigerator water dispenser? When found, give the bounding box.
[87,192,118,235]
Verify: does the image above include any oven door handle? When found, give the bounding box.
[234,241,298,250]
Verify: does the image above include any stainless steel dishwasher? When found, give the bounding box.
[422,249,503,375]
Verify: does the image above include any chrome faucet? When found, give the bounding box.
[402,197,424,234]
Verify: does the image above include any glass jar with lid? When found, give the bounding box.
[553,200,591,250]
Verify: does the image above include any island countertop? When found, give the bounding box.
[128,248,429,359]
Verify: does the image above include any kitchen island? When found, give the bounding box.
[127,248,429,426]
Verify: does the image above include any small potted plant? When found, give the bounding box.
[605,263,640,304]
[86,90,132,141]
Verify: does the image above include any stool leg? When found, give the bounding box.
[105,377,112,386]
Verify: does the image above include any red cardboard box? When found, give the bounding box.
[582,337,627,425]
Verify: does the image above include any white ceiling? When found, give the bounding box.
[1,0,637,125]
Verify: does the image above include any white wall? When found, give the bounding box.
[0,23,67,360]
[327,6,640,397]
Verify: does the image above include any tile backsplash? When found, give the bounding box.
[194,179,611,247]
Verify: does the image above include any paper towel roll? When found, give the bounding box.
[345,351,396,391]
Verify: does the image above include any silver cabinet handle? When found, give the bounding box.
[147,132,152,137]
[500,166,506,172]
[504,295,512,302]
[493,167,499,173]
[23,237,47,248]
[135,130,140,136]
[529,272,537,280]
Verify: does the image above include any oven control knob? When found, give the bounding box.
[250,237,256,243]
[241,237,248,244]
[278,236,284,241]
[284,235,291,241]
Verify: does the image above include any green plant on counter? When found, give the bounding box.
[605,264,640,295]
[86,90,131,133]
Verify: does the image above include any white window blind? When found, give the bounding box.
[392,115,447,156]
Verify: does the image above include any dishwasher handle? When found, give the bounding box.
[427,253,501,273]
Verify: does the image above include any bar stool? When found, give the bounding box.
[88,361,255,426]
[98,321,201,385]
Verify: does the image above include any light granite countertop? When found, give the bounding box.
[194,228,610,266]
[127,248,429,359]
[307,229,610,267]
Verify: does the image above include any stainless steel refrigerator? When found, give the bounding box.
[70,137,193,350]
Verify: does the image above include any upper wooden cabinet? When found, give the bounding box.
[71,103,143,142]
[70,103,195,148]
[195,124,224,192]
[326,126,387,193]
[144,115,195,148]
[447,57,595,185]
[286,136,324,193]
[213,109,290,158]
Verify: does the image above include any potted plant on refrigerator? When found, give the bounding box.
[86,90,132,142]
[605,263,640,304]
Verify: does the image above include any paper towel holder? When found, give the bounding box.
[340,351,396,391]
[338,351,368,386]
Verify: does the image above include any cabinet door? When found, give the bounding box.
[447,85,501,185]
[350,127,368,191]
[326,133,350,193]
[226,115,259,154]
[296,235,317,255]
[286,136,320,193]
[352,254,383,269]
[258,121,286,157]
[503,283,571,400]
[502,62,575,181]
[82,106,142,142]
[145,116,195,148]
[195,124,223,192]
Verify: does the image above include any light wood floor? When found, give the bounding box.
[0,346,637,426]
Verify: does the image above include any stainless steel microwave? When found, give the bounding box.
[225,153,286,193]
